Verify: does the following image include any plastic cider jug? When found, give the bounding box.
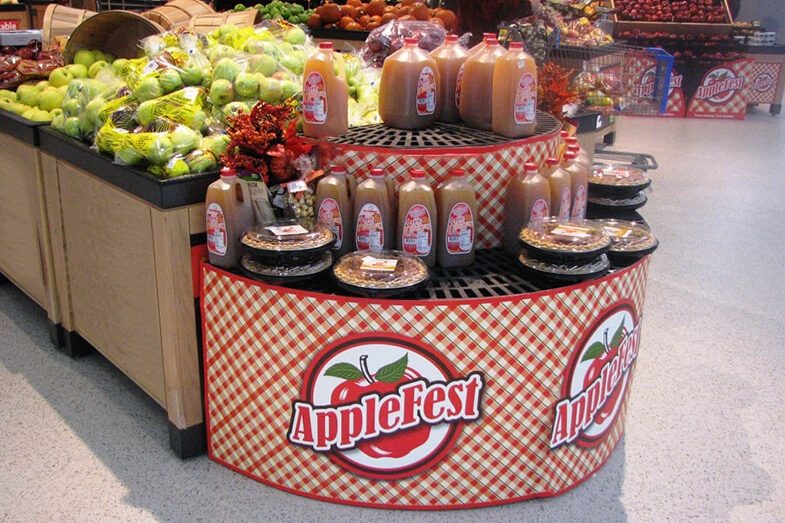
[206,167,252,269]
[543,157,572,221]
[315,165,354,256]
[502,162,551,256]
[436,169,477,267]
[379,37,440,130]
[469,33,497,55]
[354,167,394,252]
[566,138,591,169]
[456,34,495,114]
[459,38,507,131]
[563,151,588,220]
[492,41,538,138]
[397,169,437,267]
[431,34,469,123]
[302,42,348,138]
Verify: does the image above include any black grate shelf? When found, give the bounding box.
[328,111,561,149]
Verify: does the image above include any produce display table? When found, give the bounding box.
[0,110,61,343]
[201,255,651,509]
[39,126,217,457]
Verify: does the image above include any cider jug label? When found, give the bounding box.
[355,203,384,251]
[455,63,465,108]
[571,184,587,219]
[206,202,227,256]
[303,72,327,124]
[514,73,537,124]
[318,198,343,248]
[416,66,437,116]
[402,204,433,256]
[559,187,571,221]
[530,198,549,223]
[445,202,474,254]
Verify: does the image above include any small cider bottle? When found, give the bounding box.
[502,162,551,256]
[302,42,348,138]
[492,41,538,138]
[562,151,588,220]
[566,137,591,169]
[379,37,440,130]
[542,157,572,221]
[430,34,469,123]
[436,169,477,267]
[353,167,394,252]
[397,169,438,267]
[460,37,507,131]
[206,167,252,269]
[315,165,354,256]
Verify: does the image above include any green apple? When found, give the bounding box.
[48,67,73,88]
[280,79,299,100]
[16,84,38,107]
[63,117,81,138]
[88,60,108,79]
[62,98,80,117]
[233,73,258,98]
[104,53,116,63]
[258,77,282,104]
[0,89,15,101]
[73,49,97,69]
[145,135,174,165]
[209,79,234,106]
[66,64,88,79]
[212,58,240,83]
[158,68,183,93]
[135,77,163,102]
[82,79,107,100]
[169,125,201,155]
[116,145,144,166]
[200,134,230,157]
[92,50,107,63]
[52,111,66,129]
[222,101,249,120]
[35,80,49,91]
[248,54,277,76]
[22,107,36,119]
[189,109,207,132]
[179,65,203,87]
[164,158,190,178]
[37,87,65,112]
[136,99,157,126]
[284,27,306,46]
[112,58,128,75]
[85,96,106,124]
[218,24,236,38]
[29,108,53,122]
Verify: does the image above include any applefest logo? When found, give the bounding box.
[751,73,776,93]
[288,334,484,479]
[634,66,682,98]
[550,303,641,449]
[696,67,745,104]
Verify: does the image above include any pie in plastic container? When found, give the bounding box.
[240,252,333,285]
[593,219,659,266]
[241,218,335,266]
[518,218,611,264]
[332,250,430,298]
[588,165,651,199]
[517,250,610,283]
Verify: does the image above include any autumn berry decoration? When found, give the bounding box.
[221,101,313,184]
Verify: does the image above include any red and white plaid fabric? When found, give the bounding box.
[688,59,752,119]
[202,257,651,509]
[326,134,560,250]
[745,61,782,104]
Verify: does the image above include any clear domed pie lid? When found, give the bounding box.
[589,165,650,187]
[332,250,429,291]
[241,218,335,252]
[593,219,659,254]
[241,251,334,279]
[588,192,648,210]
[518,251,610,281]
[519,218,611,262]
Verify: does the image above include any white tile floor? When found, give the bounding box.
[1,109,784,522]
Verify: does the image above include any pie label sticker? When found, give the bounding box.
[360,256,398,272]
[552,224,593,238]
[266,224,309,236]
[604,226,632,239]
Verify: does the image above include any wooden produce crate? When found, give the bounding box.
[0,110,61,345]
[611,0,734,36]
[39,127,217,457]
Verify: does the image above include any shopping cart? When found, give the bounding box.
[548,42,674,115]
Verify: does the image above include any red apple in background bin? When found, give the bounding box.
[327,354,430,458]
[582,321,628,424]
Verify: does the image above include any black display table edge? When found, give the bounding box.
[0,108,46,146]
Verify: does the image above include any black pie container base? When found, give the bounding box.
[587,193,648,213]
[333,276,430,299]
[607,240,660,267]
[515,259,610,284]
[588,179,651,199]
[240,264,333,286]
[586,207,647,222]
[517,240,610,265]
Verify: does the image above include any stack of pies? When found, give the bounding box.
[332,250,430,298]
[587,165,650,217]
[517,218,611,283]
[240,219,335,284]
[592,219,659,267]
